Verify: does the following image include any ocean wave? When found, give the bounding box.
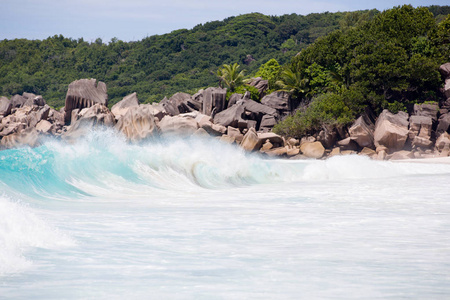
[0,194,75,276]
[0,128,449,199]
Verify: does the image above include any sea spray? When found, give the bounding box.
[1,129,450,298]
[0,194,75,276]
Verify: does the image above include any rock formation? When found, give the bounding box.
[111,93,140,120]
[1,65,450,161]
[115,105,158,142]
[64,79,108,124]
[374,110,409,153]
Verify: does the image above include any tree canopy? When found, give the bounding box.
[273,5,450,138]
[0,10,376,108]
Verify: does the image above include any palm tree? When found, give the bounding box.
[275,69,310,99]
[217,63,245,92]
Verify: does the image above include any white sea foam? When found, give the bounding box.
[0,195,75,276]
[1,132,450,298]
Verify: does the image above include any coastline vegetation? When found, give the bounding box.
[0,5,449,138]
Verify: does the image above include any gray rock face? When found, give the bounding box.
[10,93,40,108]
[63,103,115,142]
[374,110,409,153]
[300,141,325,159]
[24,95,46,107]
[437,113,450,135]
[439,63,450,79]
[0,105,50,137]
[115,105,158,142]
[0,97,12,117]
[202,87,227,116]
[247,77,269,96]
[213,102,246,128]
[436,132,450,152]
[164,92,194,116]
[240,127,262,151]
[409,115,433,148]
[243,99,277,116]
[227,93,243,108]
[349,116,375,148]
[257,132,284,148]
[261,92,290,113]
[316,126,337,149]
[444,78,450,99]
[158,114,199,135]
[64,79,108,124]
[111,93,140,120]
[413,103,439,121]
[0,127,40,149]
[259,115,277,132]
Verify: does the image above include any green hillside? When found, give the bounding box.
[0,10,379,108]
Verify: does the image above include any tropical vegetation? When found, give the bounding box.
[0,5,449,139]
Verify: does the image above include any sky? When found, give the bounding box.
[1,0,448,43]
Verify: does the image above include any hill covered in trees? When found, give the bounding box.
[273,5,450,137]
[0,9,382,108]
[0,5,449,118]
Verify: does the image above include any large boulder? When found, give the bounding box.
[349,115,375,148]
[111,93,140,120]
[374,110,409,153]
[24,95,46,107]
[202,87,227,116]
[439,63,450,79]
[300,141,325,159]
[413,103,439,121]
[227,126,244,143]
[213,102,246,128]
[409,115,433,149]
[115,105,158,142]
[259,114,277,132]
[159,93,194,116]
[0,97,12,117]
[227,93,243,108]
[316,126,337,149]
[261,92,290,113]
[10,93,40,108]
[436,113,450,135]
[257,132,284,148]
[436,132,450,152]
[240,127,262,151]
[247,77,269,97]
[64,79,108,124]
[35,120,54,134]
[63,103,115,142]
[10,94,27,108]
[0,127,40,149]
[243,99,277,116]
[158,114,199,135]
[27,105,50,128]
[0,105,50,137]
[444,78,450,99]
[195,113,227,136]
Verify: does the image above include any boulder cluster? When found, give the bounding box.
[1,63,450,161]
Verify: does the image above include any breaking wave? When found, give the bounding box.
[0,128,449,199]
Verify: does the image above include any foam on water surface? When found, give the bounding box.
[0,129,449,298]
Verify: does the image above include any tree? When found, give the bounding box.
[275,68,309,100]
[255,58,281,90]
[217,63,245,92]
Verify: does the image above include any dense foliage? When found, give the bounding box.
[0,11,358,108]
[274,5,450,138]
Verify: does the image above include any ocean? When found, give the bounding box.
[1,128,450,299]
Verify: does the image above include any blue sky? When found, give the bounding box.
[1,0,448,42]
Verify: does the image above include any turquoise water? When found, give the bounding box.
[1,129,450,299]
